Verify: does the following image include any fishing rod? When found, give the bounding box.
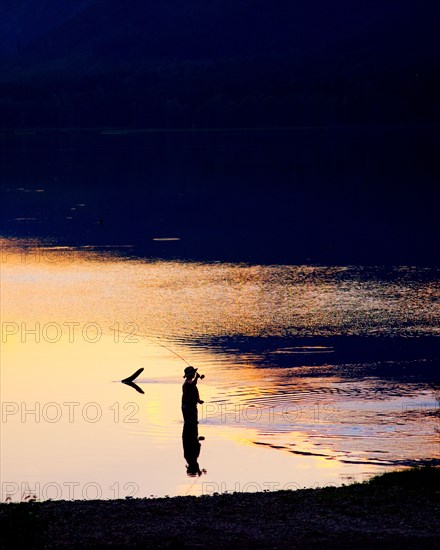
[148,335,205,378]
[115,324,192,365]
[119,329,205,383]
[145,334,191,366]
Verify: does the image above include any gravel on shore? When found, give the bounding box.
[1,467,439,549]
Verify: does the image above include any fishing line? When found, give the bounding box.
[117,326,192,366]
[185,475,200,495]
[145,334,192,366]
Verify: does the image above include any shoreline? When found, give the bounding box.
[1,466,439,549]
[1,122,439,134]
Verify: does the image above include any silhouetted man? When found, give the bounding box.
[181,366,204,425]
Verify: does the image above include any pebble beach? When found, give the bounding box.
[1,467,439,549]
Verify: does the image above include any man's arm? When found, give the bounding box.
[189,373,201,386]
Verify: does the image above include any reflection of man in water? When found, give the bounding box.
[181,366,206,476]
[181,366,204,425]
[182,422,206,477]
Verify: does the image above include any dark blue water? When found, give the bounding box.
[1,127,439,476]
[0,126,438,265]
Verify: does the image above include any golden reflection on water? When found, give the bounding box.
[1,238,439,339]
[1,238,438,500]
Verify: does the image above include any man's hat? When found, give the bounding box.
[183,366,197,378]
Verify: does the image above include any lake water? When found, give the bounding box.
[0,128,439,501]
[1,240,439,501]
